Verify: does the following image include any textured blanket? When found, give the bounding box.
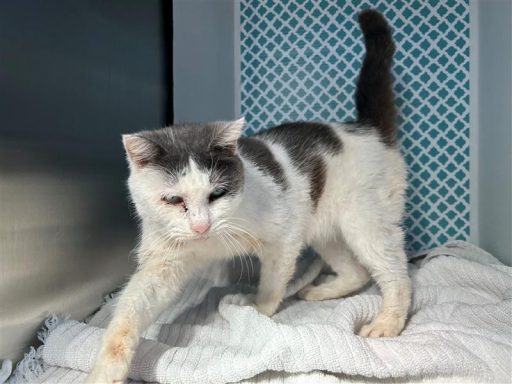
[12,241,512,383]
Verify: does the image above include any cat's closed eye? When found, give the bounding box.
[209,188,227,202]
[162,195,183,205]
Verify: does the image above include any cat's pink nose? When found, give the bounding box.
[191,222,210,235]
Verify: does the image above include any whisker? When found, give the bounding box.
[224,231,252,285]
[221,233,244,284]
[224,222,263,254]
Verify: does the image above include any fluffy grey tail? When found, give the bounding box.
[355,9,396,146]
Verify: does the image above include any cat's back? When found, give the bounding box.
[242,121,342,177]
[239,120,397,184]
[238,122,344,210]
[238,121,405,219]
[254,121,343,158]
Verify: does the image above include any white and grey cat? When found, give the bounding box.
[88,9,411,383]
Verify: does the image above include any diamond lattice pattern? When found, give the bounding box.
[240,0,470,253]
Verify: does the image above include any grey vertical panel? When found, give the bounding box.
[173,0,237,122]
[478,0,512,264]
[469,0,480,246]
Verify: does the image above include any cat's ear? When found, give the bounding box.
[211,117,245,154]
[122,134,159,169]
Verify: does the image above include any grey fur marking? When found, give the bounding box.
[257,122,342,208]
[355,10,397,146]
[238,137,287,190]
[136,123,244,195]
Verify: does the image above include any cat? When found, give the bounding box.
[87,9,411,383]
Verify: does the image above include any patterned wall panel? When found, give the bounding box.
[240,0,470,253]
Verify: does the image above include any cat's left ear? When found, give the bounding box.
[211,117,245,154]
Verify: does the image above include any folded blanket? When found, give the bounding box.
[15,241,512,383]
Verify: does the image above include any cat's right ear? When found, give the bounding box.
[122,134,159,169]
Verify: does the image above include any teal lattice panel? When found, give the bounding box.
[240,0,470,253]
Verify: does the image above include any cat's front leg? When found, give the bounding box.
[253,243,301,316]
[86,259,192,384]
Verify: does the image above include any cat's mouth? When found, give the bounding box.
[190,234,210,241]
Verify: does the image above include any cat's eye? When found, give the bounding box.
[209,188,227,202]
[162,195,183,205]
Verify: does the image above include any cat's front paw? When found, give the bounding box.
[358,315,405,338]
[85,361,128,384]
[252,299,280,317]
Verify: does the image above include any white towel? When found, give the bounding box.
[18,241,512,383]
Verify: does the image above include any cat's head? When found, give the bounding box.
[123,118,245,243]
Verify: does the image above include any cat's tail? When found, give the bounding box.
[355,9,396,146]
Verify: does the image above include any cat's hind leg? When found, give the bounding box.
[298,240,370,301]
[339,217,411,338]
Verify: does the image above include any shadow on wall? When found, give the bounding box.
[0,0,168,361]
[0,142,136,360]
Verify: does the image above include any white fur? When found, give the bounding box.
[87,123,411,383]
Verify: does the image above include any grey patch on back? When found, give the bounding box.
[238,137,287,190]
[257,121,342,208]
[309,155,327,208]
